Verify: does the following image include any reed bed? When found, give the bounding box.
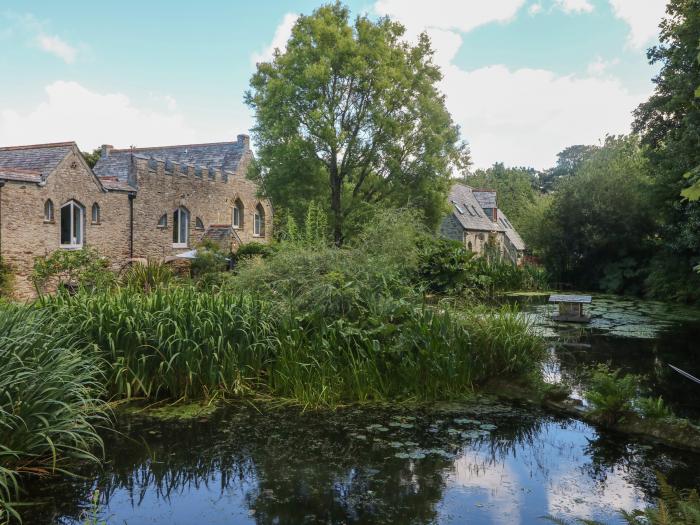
[0,304,107,522]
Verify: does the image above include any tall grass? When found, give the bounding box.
[0,305,107,522]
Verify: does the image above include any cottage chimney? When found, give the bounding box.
[101,144,113,158]
[237,134,250,149]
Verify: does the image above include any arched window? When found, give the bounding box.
[60,200,84,248]
[173,206,189,246]
[158,214,168,228]
[195,217,204,230]
[232,199,244,229]
[44,199,54,222]
[254,204,265,237]
[91,203,100,224]
[467,241,473,251]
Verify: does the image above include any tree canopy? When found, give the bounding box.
[246,2,469,244]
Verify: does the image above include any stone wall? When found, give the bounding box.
[130,151,272,260]
[0,150,129,300]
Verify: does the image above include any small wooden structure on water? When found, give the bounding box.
[548,294,592,323]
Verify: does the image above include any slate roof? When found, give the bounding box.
[0,142,74,180]
[448,184,502,232]
[93,141,247,191]
[472,189,497,209]
[497,209,526,251]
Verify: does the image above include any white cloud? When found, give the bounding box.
[586,55,620,76]
[554,0,594,13]
[0,81,199,150]
[36,34,77,63]
[608,0,666,49]
[251,13,298,65]
[440,63,647,168]
[528,3,543,15]
[371,0,650,169]
[374,0,527,34]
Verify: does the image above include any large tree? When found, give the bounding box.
[633,0,700,300]
[246,2,468,244]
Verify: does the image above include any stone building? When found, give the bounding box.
[0,135,272,299]
[440,183,525,264]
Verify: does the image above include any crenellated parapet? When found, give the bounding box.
[134,154,236,183]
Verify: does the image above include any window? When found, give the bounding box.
[254,204,265,237]
[451,201,464,214]
[91,203,101,224]
[60,201,84,248]
[158,214,168,228]
[467,241,473,251]
[172,206,189,246]
[232,199,244,229]
[44,199,54,222]
[195,217,204,230]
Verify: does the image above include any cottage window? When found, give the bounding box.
[60,201,84,248]
[232,199,244,229]
[158,214,168,228]
[44,199,54,222]
[91,203,101,224]
[254,204,265,237]
[172,207,189,247]
[195,217,204,230]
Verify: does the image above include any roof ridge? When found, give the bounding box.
[111,141,238,153]
[0,141,75,152]
[0,167,42,174]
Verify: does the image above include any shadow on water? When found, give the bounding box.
[21,399,700,525]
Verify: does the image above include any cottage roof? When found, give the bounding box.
[93,139,249,190]
[497,209,526,251]
[448,183,502,232]
[0,142,74,180]
[472,189,497,209]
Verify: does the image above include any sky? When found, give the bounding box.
[0,0,668,169]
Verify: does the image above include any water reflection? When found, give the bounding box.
[23,401,700,525]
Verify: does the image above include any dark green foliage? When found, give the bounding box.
[0,257,12,298]
[121,259,174,293]
[633,0,700,301]
[533,136,656,294]
[32,247,115,296]
[81,148,101,169]
[235,242,277,260]
[0,305,107,522]
[246,2,468,243]
[585,364,641,425]
[464,163,540,229]
[417,237,475,294]
[539,144,599,192]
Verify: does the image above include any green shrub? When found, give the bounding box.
[0,304,107,522]
[235,242,277,261]
[32,247,115,296]
[637,396,674,420]
[0,257,13,298]
[416,237,475,294]
[121,259,174,293]
[584,364,640,425]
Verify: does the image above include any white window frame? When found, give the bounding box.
[60,200,84,249]
[254,205,264,237]
[232,204,241,229]
[91,203,100,224]
[44,199,54,222]
[172,206,189,248]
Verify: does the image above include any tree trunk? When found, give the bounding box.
[330,154,343,246]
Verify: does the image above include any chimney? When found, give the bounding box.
[101,144,113,158]
[237,134,250,149]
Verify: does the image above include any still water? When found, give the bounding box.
[23,295,700,525]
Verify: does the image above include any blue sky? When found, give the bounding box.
[0,0,667,169]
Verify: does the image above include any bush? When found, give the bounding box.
[417,237,475,294]
[0,304,107,522]
[121,259,174,293]
[32,247,115,296]
[0,257,12,298]
[637,395,674,420]
[584,364,640,425]
[235,242,277,261]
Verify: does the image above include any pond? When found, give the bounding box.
[509,293,700,420]
[21,294,700,525]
